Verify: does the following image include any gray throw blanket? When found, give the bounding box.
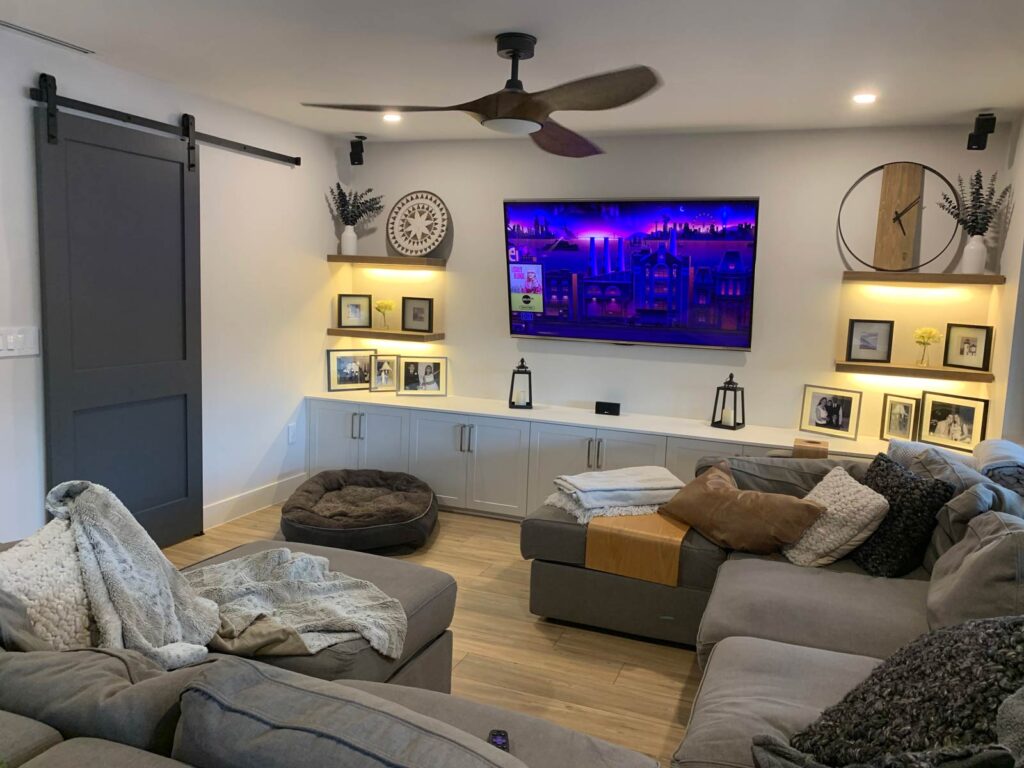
[46,481,407,669]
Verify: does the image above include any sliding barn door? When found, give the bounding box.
[35,109,203,546]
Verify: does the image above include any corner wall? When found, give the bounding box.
[339,126,1016,440]
[0,30,337,540]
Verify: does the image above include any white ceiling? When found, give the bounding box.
[4,0,1024,141]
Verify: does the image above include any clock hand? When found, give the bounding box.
[892,196,922,222]
[894,212,906,237]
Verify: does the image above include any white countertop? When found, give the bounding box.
[307,391,889,457]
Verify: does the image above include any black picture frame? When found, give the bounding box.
[879,393,920,442]
[919,390,989,453]
[326,348,376,392]
[943,323,993,371]
[402,297,435,333]
[845,319,895,363]
[337,294,372,328]
[799,384,863,441]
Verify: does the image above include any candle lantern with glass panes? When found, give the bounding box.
[711,373,745,430]
[509,358,533,409]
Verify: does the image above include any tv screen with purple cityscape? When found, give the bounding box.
[504,199,759,349]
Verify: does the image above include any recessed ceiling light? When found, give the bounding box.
[852,93,877,105]
[382,112,402,123]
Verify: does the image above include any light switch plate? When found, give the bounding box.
[0,327,40,358]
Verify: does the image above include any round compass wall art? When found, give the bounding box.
[386,191,451,258]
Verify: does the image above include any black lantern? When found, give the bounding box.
[711,373,745,430]
[509,358,533,409]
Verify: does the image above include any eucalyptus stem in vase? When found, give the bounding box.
[328,184,384,256]
[913,327,942,367]
[938,170,1011,274]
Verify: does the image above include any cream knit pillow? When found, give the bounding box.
[784,467,890,567]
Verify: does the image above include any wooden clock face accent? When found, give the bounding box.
[873,162,924,270]
[837,161,959,273]
[386,191,450,257]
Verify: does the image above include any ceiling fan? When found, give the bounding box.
[303,32,660,158]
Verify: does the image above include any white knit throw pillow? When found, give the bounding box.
[784,467,890,567]
[0,520,92,649]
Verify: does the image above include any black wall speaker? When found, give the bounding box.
[595,401,621,416]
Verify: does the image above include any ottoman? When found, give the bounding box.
[520,504,727,646]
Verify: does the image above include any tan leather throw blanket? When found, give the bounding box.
[585,513,690,586]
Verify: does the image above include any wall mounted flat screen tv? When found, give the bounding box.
[504,199,759,349]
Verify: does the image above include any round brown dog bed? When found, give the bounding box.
[281,469,437,552]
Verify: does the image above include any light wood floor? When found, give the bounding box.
[164,508,699,765]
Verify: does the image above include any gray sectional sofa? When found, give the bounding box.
[0,537,657,768]
[523,454,1024,768]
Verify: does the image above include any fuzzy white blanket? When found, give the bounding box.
[544,490,661,525]
[552,466,683,511]
[0,481,407,670]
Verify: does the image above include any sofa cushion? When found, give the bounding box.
[790,616,1024,767]
[520,505,727,592]
[926,483,1024,570]
[928,512,1024,628]
[888,439,977,470]
[183,539,456,682]
[696,558,929,666]
[345,680,659,768]
[672,636,880,768]
[976,440,1024,497]
[783,467,889,567]
[851,454,956,577]
[0,648,216,755]
[660,465,823,555]
[694,457,869,497]
[172,656,526,768]
[909,447,993,494]
[0,710,63,768]
[21,738,191,767]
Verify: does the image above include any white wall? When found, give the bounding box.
[340,126,1017,439]
[0,30,338,540]
[996,123,1024,441]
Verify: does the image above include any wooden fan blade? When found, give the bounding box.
[533,66,660,112]
[530,120,603,158]
[301,103,461,112]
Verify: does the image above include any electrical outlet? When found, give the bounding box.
[0,327,39,358]
[287,423,296,445]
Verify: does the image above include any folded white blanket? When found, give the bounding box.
[545,490,660,525]
[975,439,1024,472]
[553,465,683,510]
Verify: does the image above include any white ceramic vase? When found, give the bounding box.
[340,225,358,256]
[959,234,988,274]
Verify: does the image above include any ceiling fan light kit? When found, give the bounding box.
[302,31,659,157]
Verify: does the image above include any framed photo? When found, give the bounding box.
[845,319,894,363]
[943,323,993,371]
[880,393,920,441]
[920,391,988,453]
[402,297,435,333]
[398,356,447,396]
[338,294,372,328]
[326,348,375,391]
[800,384,862,440]
[369,354,398,392]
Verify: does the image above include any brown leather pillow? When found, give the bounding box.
[660,464,824,554]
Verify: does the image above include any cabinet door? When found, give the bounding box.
[408,410,468,508]
[527,423,596,513]
[357,405,410,473]
[665,437,743,481]
[307,400,360,474]
[465,416,532,518]
[596,430,668,471]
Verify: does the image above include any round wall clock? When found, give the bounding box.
[386,191,450,257]
[837,161,960,272]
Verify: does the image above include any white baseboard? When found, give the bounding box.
[203,472,308,529]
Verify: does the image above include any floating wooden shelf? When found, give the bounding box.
[327,328,445,342]
[327,254,447,270]
[835,361,994,383]
[842,271,1005,285]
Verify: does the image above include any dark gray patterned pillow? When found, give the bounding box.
[851,454,955,577]
[790,616,1024,766]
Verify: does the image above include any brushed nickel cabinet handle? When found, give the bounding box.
[351,412,359,440]
[586,438,594,469]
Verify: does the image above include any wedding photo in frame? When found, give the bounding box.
[398,356,448,396]
[880,393,920,441]
[943,323,993,372]
[799,384,862,440]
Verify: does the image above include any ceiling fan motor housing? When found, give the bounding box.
[495,32,537,60]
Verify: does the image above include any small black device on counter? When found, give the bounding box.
[595,401,621,416]
[487,729,510,751]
